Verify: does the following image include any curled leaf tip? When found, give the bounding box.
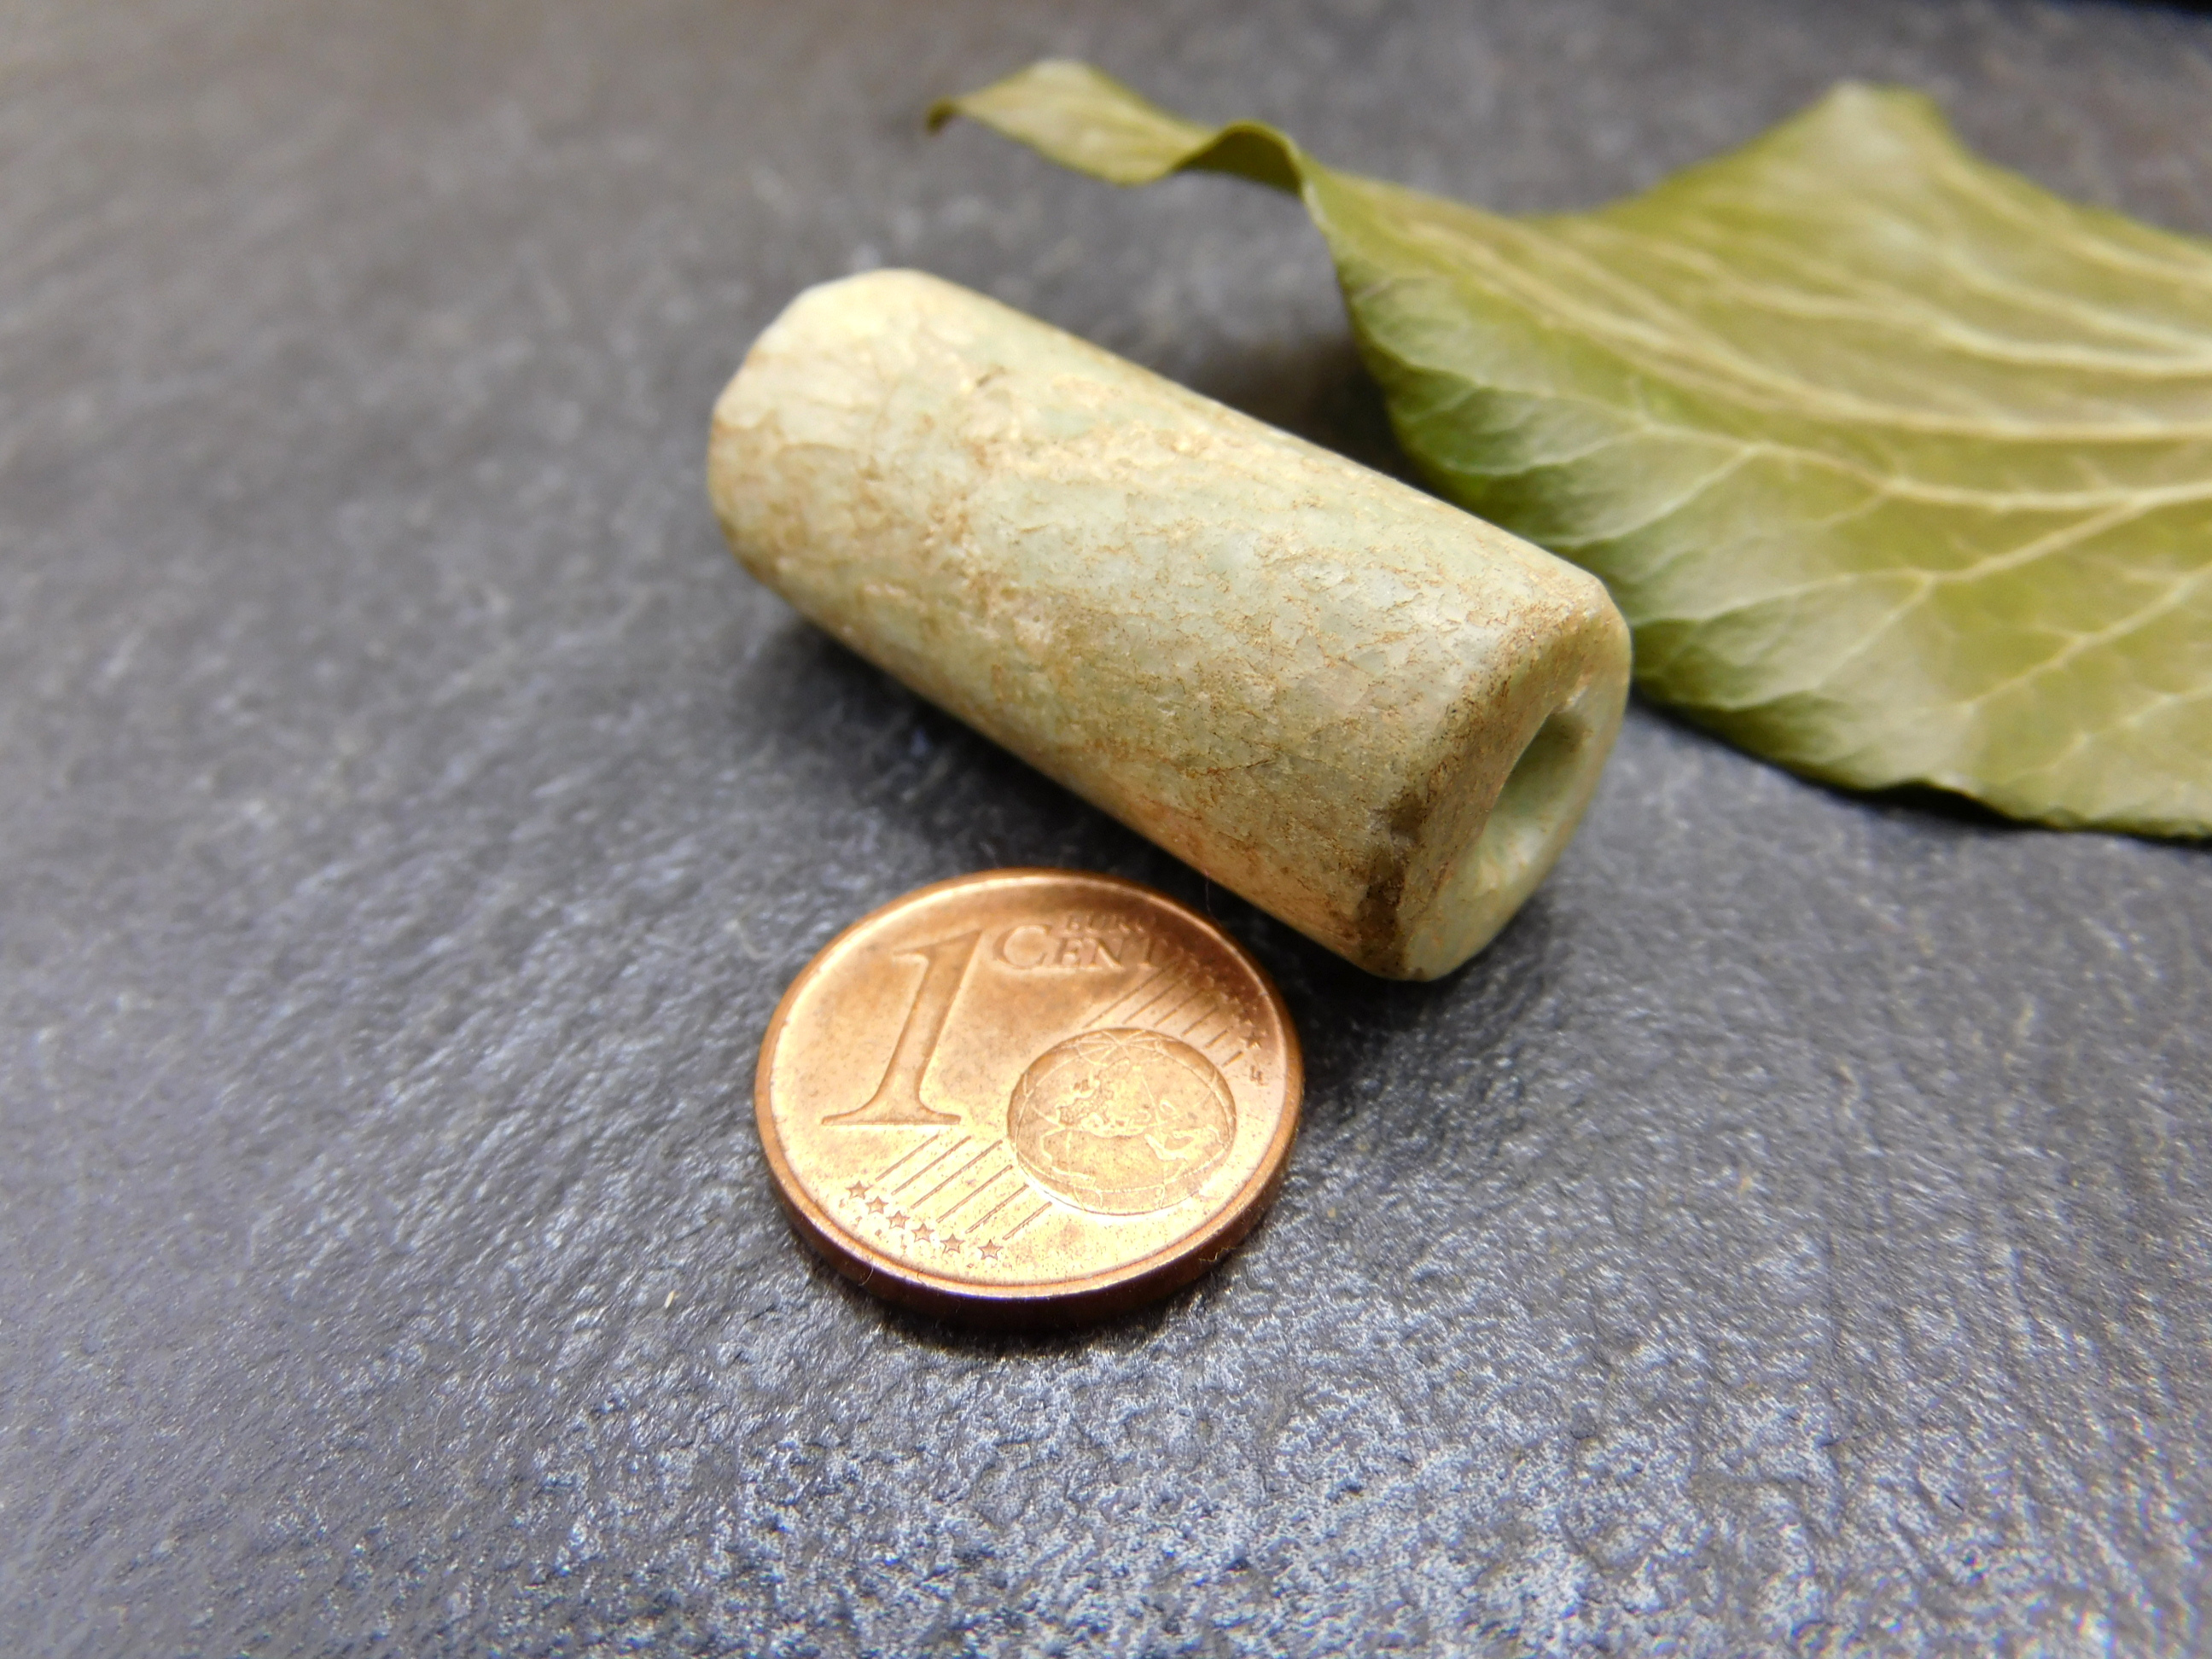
[932,60,1301,192]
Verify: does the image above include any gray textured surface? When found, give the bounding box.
[3,1,2209,1654]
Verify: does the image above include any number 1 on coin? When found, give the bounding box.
[822,930,981,1126]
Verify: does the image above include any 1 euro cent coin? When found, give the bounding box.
[754,870,1302,1324]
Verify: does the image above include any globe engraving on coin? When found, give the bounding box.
[1008,1028,1236,1214]
[752,869,1301,1324]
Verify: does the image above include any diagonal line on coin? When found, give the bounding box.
[891,1136,969,1194]
[1108,974,1191,1030]
[1175,1003,1226,1041]
[935,1164,1016,1225]
[872,1133,944,1185]
[995,1201,1052,1245]
[1081,965,1165,1029]
[967,1183,1028,1233]
[1139,985,1206,1032]
[908,1142,997,1209]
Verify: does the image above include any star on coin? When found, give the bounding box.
[846,1181,869,1200]
[865,1194,887,1214]
[911,1222,935,1245]
[888,1211,911,1231]
[939,1235,963,1257]
[978,1239,1001,1260]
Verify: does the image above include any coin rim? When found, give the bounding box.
[754,868,1303,1324]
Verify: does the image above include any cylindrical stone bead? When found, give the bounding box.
[708,270,1629,979]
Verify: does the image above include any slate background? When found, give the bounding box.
[4,1,2211,1654]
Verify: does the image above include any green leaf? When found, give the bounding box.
[931,61,2212,837]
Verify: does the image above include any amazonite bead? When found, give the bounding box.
[709,270,1629,979]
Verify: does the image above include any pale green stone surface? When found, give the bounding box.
[709,270,1629,977]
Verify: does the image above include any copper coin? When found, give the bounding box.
[754,869,1302,1324]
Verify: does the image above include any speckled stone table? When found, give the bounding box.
[3,3,2209,1654]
